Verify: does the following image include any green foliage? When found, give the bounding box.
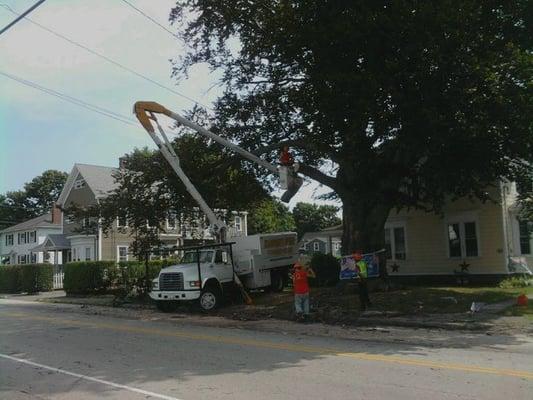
[292,202,341,238]
[309,253,340,287]
[248,199,295,235]
[0,170,67,229]
[170,1,533,252]
[64,261,117,295]
[499,276,533,289]
[0,265,22,293]
[20,264,53,293]
[116,260,168,296]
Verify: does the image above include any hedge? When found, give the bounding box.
[21,264,53,293]
[0,265,22,293]
[63,261,117,295]
[0,264,53,294]
[64,260,173,296]
[309,253,341,287]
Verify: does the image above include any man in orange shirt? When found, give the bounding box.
[293,261,316,321]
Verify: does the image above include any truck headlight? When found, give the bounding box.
[152,280,159,290]
[188,280,201,287]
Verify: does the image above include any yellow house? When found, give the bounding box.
[385,182,532,277]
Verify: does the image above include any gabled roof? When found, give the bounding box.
[0,213,60,234]
[57,163,119,206]
[31,234,71,251]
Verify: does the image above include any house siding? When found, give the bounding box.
[388,189,507,275]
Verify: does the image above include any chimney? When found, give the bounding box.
[119,155,128,169]
[51,203,62,225]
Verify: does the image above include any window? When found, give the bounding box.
[518,219,532,255]
[5,234,13,246]
[167,213,177,230]
[74,179,86,189]
[234,216,242,232]
[334,242,341,251]
[313,242,320,252]
[447,221,479,258]
[385,225,407,260]
[82,218,90,228]
[117,215,128,228]
[18,232,27,245]
[18,254,27,264]
[29,231,36,243]
[117,246,128,262]
[31,253,37,263]
[85,247,91,261]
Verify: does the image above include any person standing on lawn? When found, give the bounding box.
[353,252,372,311]
[292,261,316,321]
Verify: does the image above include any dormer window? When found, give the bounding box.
[74,179,86,189]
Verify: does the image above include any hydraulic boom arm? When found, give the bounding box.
[133,101,302,240]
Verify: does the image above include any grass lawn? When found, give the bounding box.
[501,303,533,320]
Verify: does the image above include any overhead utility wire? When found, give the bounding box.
[0,71,138,126]
[0,0,46,36]
[0,4,212,110]
[119,0,178,39]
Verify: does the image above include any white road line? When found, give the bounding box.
[0,353,183,400]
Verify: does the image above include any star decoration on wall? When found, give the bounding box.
[390,263,400,272]
[459,260,470,272]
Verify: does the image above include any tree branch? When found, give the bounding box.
[298,164,337,190]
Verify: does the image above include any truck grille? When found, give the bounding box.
[159,272,184,291]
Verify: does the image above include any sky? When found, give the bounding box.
[0,0,339,210]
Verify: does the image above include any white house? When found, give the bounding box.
[0,207,63,265]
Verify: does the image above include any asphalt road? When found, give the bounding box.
[0,299,532,400]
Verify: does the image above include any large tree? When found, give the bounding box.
[247,199,295,235]
[169,1,533,254]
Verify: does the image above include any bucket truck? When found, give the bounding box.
[133,101,303,311]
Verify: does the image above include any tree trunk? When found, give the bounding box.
[339,182,392,283]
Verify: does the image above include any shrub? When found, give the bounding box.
[117,260,166,296]
[20,264,53,293]
[64,261,117,295]
[309,253,340,287]
[499,275,533,289]
[0,265,22,293]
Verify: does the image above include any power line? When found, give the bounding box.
[0,4,212,110]
[0,0,46,36]
[0,70,138,126]
[119,0,178,40]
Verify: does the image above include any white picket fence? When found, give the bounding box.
[53,264,64,289]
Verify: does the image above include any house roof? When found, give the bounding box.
[0,213,60,234]
[57,163,119,206]
[31,234,71,251]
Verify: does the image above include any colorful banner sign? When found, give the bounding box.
[339,251,380,279]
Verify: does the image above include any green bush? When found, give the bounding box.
[0,265,22,293]
[117,260,166,296]
[20,264,53,293]
[309,253,340,287]
[64,261,117,295]
[499,275,533,289]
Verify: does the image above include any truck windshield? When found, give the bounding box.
[181,250,214,264]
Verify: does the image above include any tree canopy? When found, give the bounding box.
[292,202,341,239]
[169,1,533,252]
[247,199,295,235]
[0,170,67,229]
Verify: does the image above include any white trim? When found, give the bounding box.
[384,221,408,261]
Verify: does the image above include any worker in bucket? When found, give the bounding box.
[353,252,372,311]
[292,260,316,321]
[279,145,294,166]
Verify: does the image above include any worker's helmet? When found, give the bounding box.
[352,252,363,261]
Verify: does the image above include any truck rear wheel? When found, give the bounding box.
[198,286,221,312]
[270,271,286,292]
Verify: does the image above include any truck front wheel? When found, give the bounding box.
[199,286,220,312]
